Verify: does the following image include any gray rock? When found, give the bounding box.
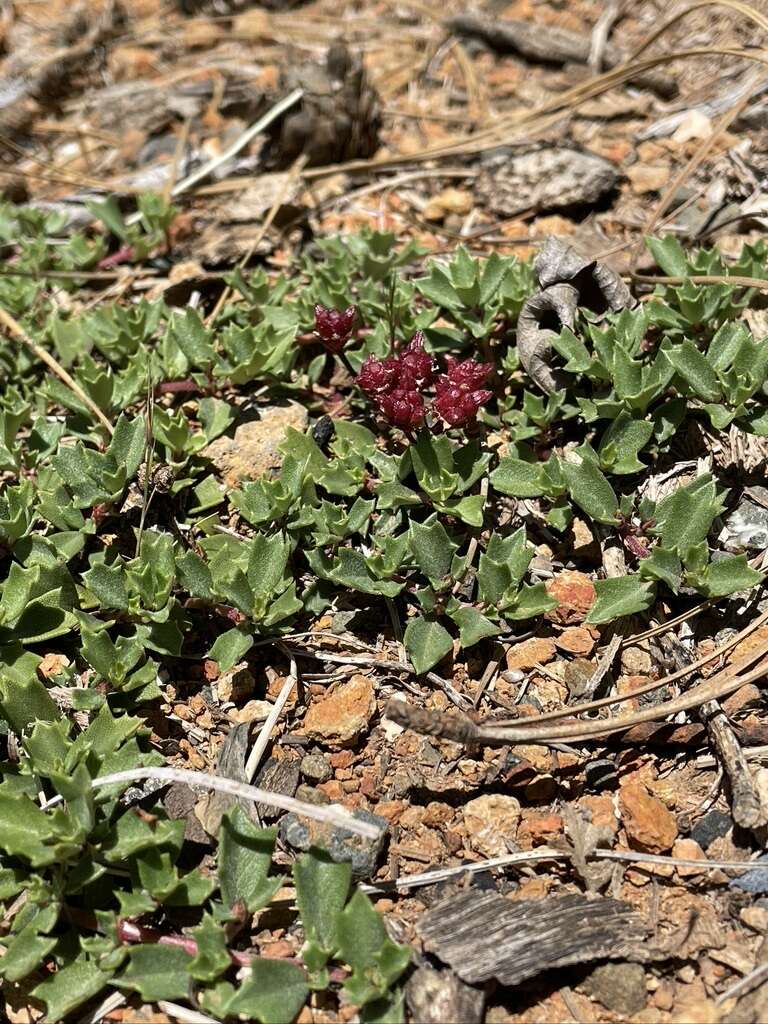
[300,753,333,784]
[722,493,768,553]
[581,961,647,1016]
[691,809,731,850]
[730,853,768,894]
[279,807,388,881]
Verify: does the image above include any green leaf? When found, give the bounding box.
[663,340,722,401]
[653,475,722,554]
[638,546,682,593]
[336,890,411,1006]
[646,235,689,277]
[32,955,107,1023]
[490,457,546,498]
[691,555,763,598]
[0,921,57,982]
[448,604,499,647]
[560,456,619,524]
[109,413,147,479]
[228,959,309,1024]
[585,576,656,624]
[598,412,654,475]
[293,851,352,972]
[403,616,453,674]
[82,561,129,610]
[188,913,232,982]
[506,582,558,620]
[407,515,457,586]
[207,627,254,672]
[219,805,283,913]
[115,944,193,1001]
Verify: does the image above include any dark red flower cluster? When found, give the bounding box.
[314,304,357,353]
[357,333,492,431]
[433,356,493,427]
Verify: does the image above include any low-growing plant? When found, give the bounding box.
[1,209,767,1019]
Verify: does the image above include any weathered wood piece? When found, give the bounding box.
[476,146,618,218]
[417,890,649,985]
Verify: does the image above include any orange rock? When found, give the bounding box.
[554,626,597,656]
[260,939,295,959]
[38,652,70,678]
[545,571,596,624]
[619,782,678,853]
[423,187,474,222]
[517,812,564,848]
[627,164,669,194]
[579,794,619,837]
[317,780,345,801]
[672,838,708,878]
[506,636,557,670]
[302,675,376,749]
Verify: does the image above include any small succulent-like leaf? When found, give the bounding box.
[560,456,619,525]
[585,576,656,624]
[227,958,309,1024]
[115,944,193,1001]
[407,515,457,587]
[32,954,108,1023]
[219,805,283,913]
[404,616,453,674]
[663,340,722,402]
[448,604,499,647]
[293,851,352,972]
[207,628,254,672]
[490,457,547,498]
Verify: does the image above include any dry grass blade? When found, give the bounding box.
[633,273,768,291]
[0,306,114,436]
[503,606,768,726]
[386,632,768,744]
[628,0,768,60]
[631,84,762,269]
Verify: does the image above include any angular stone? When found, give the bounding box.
[545,571,596,624]
[279,807,387,881]
[581,961,647,1016]
[302,675,376,749]
[619,782,678,853]
[216,663,255,704]
[300,753,333,784]
[506,636,557,671]
[202,402,308,487]
[463,794,520,857]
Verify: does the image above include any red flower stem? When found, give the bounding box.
[153,379,201,396]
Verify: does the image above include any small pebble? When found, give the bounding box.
[690,809,731,850]
[300,753,333,784]
[584,758,617,792]
[730,853,768,894]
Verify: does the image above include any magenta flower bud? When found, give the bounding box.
[377,387,425,430]
[357,354,401,395]
[444,355,493,390]
[433,380,492,427]
[314,304,357,352]
[399,331,435,386]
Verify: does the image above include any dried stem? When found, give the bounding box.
[0,306,114,436]
[41,766,381,839]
